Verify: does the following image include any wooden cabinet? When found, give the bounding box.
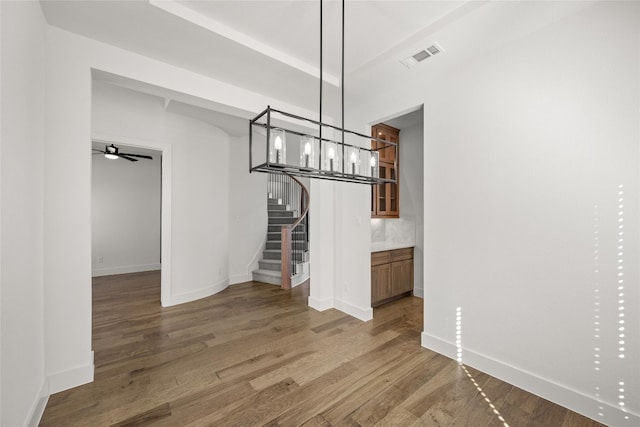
[371,123,400,218]
[371,247,413,307]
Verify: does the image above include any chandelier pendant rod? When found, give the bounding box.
[341,0,346,172]
[318,0,347,172]
[319,0,323,171]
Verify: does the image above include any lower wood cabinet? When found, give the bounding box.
[371,247,413,307]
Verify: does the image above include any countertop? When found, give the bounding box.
[371,242,415,253]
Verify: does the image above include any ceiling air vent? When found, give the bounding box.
[400,43,444,69]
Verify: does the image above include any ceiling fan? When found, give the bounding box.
[92,144,153,162]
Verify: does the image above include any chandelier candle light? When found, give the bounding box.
[248,0,396,185]
[370,152,378,177]
[301,135,315,169]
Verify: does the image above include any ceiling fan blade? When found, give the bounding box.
[120,153,152,159]
[119,154,139,162]
[92,148,104,153]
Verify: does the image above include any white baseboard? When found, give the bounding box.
[308,296,333,312]
[165,279,228,306]
[92,263,161,277]
[229,273,251,285]
[334,298,373,322]
[308,297,373,322]
[27,379,50,427]
[48,351,94,394]
[291,278,305,288]
[413,287,424,298]
[421,333,639,426]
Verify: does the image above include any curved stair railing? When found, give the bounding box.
[255,173,309,289]
[280,173,310,290]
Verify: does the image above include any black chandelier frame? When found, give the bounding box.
[249,106,397,184]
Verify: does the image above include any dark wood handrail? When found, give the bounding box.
[281,173,310,290]
[287,174,310,230]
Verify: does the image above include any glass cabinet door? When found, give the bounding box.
[372,164,398,218]
[371,123,400,219]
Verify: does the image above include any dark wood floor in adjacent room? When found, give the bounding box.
[40,271,602,426]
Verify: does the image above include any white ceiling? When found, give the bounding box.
[40,0,596,131]
[176,0,465,79]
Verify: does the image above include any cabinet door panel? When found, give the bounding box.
[387,167,398,215]
[373,164,398,218]
[371,263,391,305]
[391,259,413,295]
[371,123,400,218]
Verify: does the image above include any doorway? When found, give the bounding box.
[91,138,172,305]
[370,106,425,304]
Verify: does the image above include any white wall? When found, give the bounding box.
[308,120,373,321]
[309,179,374,321]
[399,121,424,297]
[333,183,373,320]
[92,81,230,301]
[309,180,337,311]
[1,1,48,425]
[92,145,161,276]
[228,135,267,284]
[354,2,639,425]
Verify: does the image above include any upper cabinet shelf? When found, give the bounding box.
[371,123,400,218]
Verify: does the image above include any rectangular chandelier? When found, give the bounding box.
[249,106,397,185]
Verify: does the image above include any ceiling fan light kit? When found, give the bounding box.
[249,0,397,185]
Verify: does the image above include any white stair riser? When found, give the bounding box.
[251,271,282,286]
[258,261,281,271]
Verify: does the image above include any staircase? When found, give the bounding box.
[252,175,310,287]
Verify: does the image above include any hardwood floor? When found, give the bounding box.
[40,271,603,426]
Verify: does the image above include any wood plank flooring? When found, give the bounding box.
[40,271,603,426]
